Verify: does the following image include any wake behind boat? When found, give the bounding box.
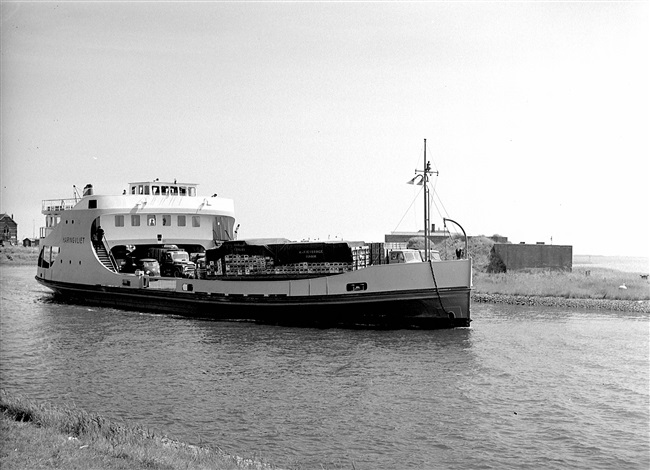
[36,161,472,329]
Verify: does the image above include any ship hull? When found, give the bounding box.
[36,276,470,329]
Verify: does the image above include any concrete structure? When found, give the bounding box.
[490,243,572,272]
[1,214,18,245]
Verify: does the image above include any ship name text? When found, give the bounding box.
[63,236,85,244]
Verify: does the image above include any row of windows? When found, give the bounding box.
[114,215,201,228]
[130,185,197,197]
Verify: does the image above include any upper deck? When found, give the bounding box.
[42,198,77,215]
[40,181,226,239]
[42,181,202,216]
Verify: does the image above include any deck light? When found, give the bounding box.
[407,175,424,185]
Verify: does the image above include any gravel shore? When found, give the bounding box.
[472,293,650,313]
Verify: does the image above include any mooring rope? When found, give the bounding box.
[428,260,451,318]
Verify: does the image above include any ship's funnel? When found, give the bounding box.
[83,184,94,196]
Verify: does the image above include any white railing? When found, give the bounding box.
[42,198,77,214]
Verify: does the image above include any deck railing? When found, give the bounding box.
[42,198,77,214]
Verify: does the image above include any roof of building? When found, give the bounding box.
[0,213,17,224]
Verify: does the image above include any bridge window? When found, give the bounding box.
[152,186,160,195]
[188,187,196,197]
[179,186,187,196]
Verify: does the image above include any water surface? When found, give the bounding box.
[1,265,648,469]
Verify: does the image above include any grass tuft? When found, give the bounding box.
[1,389,278,470]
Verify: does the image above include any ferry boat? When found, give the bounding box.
[36,178,472,329]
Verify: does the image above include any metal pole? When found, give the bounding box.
[423,139,429,261]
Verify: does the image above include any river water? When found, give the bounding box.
[1,265,648,469]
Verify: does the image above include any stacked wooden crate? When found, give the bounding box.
[223,254,273,276]
[351,245,370,270]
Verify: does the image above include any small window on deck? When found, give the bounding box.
[131,215,140,227]
[192,216,200,227]
[115,215,124,227]
[148,215,156,226]
[178,215,186,226]
[162,215,172,226]
[88,200,97,209]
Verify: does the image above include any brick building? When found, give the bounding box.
[0,214,18,245]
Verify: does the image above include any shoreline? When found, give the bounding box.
[0,389,276,470]
[472,292,650,313]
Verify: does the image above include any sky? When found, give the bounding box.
[1,1,648,257]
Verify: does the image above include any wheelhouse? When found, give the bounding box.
[129,182,197,197]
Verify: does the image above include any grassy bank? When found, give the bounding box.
[0,390,276,470]
[472,267,650,313]
[473,267,648,301]
[0,245,39,265]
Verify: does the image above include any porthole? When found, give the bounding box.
[346,282,368,292]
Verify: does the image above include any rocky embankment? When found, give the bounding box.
[472,293,650,313]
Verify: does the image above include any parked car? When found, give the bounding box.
[135,258,161,277]
[122,258,160,277]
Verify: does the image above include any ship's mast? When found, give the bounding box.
[423,139,429,261]
[407,138,438,261]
